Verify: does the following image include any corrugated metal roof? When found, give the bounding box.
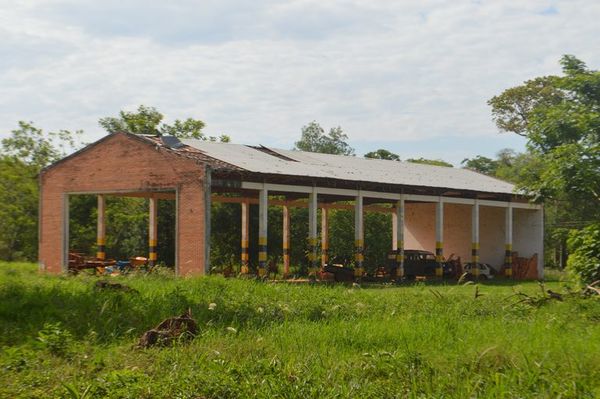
[179,139,515,194]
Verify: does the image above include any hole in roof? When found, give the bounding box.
[250,145,299,162]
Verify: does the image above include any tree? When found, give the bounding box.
[406,158,453,167]
[488,77,563,137]
[0,123,81,261]
[364,149,400,161]
[294,121,354,155]
[461,155,498,175]
[490,55,600,208]
[490,55,600,280]
[99,105,230,142]
[567,224,600,284]
[1,121,81,169]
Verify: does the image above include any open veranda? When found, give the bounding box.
[0,262,599,398]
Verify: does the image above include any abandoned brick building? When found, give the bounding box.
[39,132,543,278]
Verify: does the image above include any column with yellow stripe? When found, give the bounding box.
[354,193,364,277]
[307,190,318,277]
[321,207,329,267]
[435,200,444,277]
[257,189,268,277]
[396,196,405,279]
[96,194,106,260]
[240,201,250,274]
[471,200,480,277]
[282,204,290,278]
[504,205,513,277]
[148,196,158,267]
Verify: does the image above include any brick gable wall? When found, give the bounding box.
[39,133,208,275]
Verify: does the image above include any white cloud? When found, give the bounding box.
[0,0,599,162]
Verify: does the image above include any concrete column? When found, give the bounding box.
[396,197,405,278]
[96,194,106,260]
[148,196,158,267]
[471,200,480,277]
[354,193,364,277]
[283,204,290,278]
[505,205,513,277]
[308,190,318,277]
[241,201,250,274]
[258,189,268,277]
[537,207,544,279]
[321,207,329,267]
[435,200,444,277]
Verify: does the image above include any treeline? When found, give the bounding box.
[1,55,599,283]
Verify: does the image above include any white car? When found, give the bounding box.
[463,262,496,279]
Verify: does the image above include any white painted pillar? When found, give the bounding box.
[504,205,513,277]
[321,207,329,267]
[258,189,268,277]
[354,193,364,277]
[241,201,250,274]
[96,195,106,260]
[308,190,318,276]
[471,200,480,277]
[282,204,290,278]
[537,207,544,279]
[396,196,405,278]
[148,196,158,267]
[435,199,444,277]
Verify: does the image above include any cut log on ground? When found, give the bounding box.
[137,310,198,349]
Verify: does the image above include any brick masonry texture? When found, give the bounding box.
[39,133,207,276]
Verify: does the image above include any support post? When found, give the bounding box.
[283,204,290,278]
[96,194,106,260]
[148,196,158,267]
[258,189,268,277]
[471,200,480,277]
[354,193,364,277]
[396,196,405,279]
[308,190,318,277]
[241,201,250,274]
[435,199,444,277]
[321,207,329,267]
[505,205,513,277]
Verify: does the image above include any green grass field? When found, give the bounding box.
[0,262,599,398]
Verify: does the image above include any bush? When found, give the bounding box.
[567,224,600,284]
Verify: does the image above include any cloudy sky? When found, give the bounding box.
[1,0,599,164]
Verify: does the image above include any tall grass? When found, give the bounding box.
[0,262,599,398]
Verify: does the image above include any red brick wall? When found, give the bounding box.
[39,133,208,276]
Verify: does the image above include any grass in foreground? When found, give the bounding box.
[0,262,599,398]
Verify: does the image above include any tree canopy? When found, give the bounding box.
[99,105,230,142]
[406,158,453,167]
[489,55,600,208]
[364,149,400,161]
[294,121,354,155]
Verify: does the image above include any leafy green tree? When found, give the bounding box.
[490,55,600,279]
[0,123,81,261]
[0,158,38,260]
[488,77,563,137]
[364,149,400,161]
[294,121,354,155]
[461,155,498,175]
[567,224,600,284]
[99,105,230,142]
[406,158,453,167]
[1,121,81,169]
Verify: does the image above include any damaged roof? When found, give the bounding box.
[176,139,516,195]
